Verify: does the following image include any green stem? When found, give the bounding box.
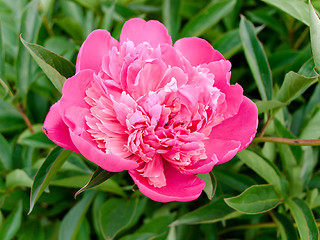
[253,136,320,146]
[219,222,276,235]
[0,78,34,133]
[219,221,320,235]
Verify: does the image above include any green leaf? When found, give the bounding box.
[246,7,287,35]
[214,169,256,192]
[16,0,42,98]
[91,192,105,239]
[239,16,272,100]
[277,71,318,104]
[51,175,125,197]
[0,211,3,230]
[0,200,23,240]
[58,191,96,240]
[286,197,319,239]
[0,133,11,170]
[17,124,54,148]
[56,17,84,42]
[99,197,146,239]
[224,184,281,214]
[271,212,299,240]
[255,100,285,114]
[274,119,303,197]
[101,1,115,31]
[163,0,181,42]
[75,167,116,198]
[121,215,175,240]
[237,149,288,195]
[71,0,101,13]
[298,58,318,78]
[0,20,4,80]
[197,171,216,200]
[179,0,236,37]
[29,147,72,214]
[213,29,242,59]
[170,196,241,226]
[310,1,320,73]
[44,36,77,60]
[261,0,310,26]
[20,36,75,93]
[6,169,33,189]
[0,99,25,133]
[135,215,174,234]
[300,106,320,139]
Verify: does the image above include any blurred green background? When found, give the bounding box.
[1,0,320,239]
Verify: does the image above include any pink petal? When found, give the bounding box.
[204,139,241,165]
[206,60,244,121]
[60,70,94,129]
[210,97,258,151]
[181,155,218,175]
[174,37,225,66]
[129,162,205,202]
[204,97,258,164]
[76,30,119,73]
[42,101,78,152]
[69,130,138,172]
[130,60,167,98]
[120,18,172,48]
[207,60,232,87]
[159,45,188,69]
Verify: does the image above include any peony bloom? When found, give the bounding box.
[43,18,258,202]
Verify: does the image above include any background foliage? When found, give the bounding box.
[1,0,320,239]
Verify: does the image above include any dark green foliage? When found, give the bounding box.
[0,0,320,239]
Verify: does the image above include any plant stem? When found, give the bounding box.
[253,136,320,146]
[17,103,34,133]
[0,78,34,133]
[219,221,320,235]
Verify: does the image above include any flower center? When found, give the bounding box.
[83,44,225,188]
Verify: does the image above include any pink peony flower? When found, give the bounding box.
[43,18,258,202]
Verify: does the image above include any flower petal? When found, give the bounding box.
[210,97,258,151]
[76,30,118,73]
[174,37,225,66]
[60,70,94,129]
[69,130,138,172]
[129,162,205,202]
[181,155,218,175]
[204,139,241,165]
[42,101,78,152]
[120,18,172,48]
[205,97,258,164]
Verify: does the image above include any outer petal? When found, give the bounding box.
[205,97,258,164]
[174,37,224,66]
[211,97,258,150]
[129,162,205,202]
[60,70,94,129]
[204,139,241,165]
[70,130,138,172]
[76,30,119,73]
[43,101,78,152]
[208,60,244,121]
[120,18,172,48]
[181,155,218,175]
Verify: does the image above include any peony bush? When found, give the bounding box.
[1,0,320,239]
[43,18,258,202]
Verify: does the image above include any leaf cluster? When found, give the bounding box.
[0,0,320,239]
